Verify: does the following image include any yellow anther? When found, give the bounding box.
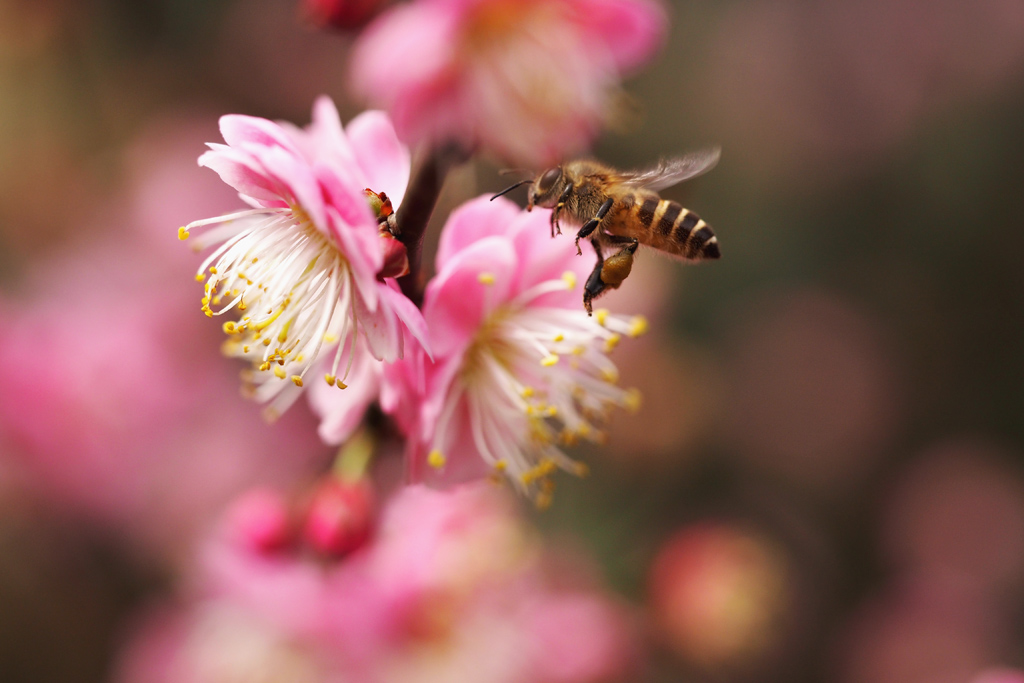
[629,315,649,338]
[541,354,559,367]
[262,338,271,346]
[428,450,446,469]
[604,333,621,352]
[521,386,535,398]
[295,354,304,363]
[576,422,592,438]
[251,257,258,263]
[324,374,336,387]
[204,309,213,318]
[572,345,586,356]
[222,321,237,334]
[273,366,286,379]
[195,273,205,282]
[238,302,247,311]
[201,296,210,306]
[291,375,303,387]
[561,271,577,289]
[242,346,250,353]
[553,333,565,342]
[624,388,642,413]
[259,362,271,372]
[560,428,578,446]
[494,460,507,472]
[336,380,348,390]
[178,227,189,241]
[324,333,338,343]
[595,309,609,326]
[601,367,619,383]
[477,272,496,285]
[209,267,218,274]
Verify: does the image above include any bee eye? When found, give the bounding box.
[539,167,561,191]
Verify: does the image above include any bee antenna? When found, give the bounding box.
[490,179,531,201]
[498,168,531,177]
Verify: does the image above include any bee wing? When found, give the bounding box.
[621,147,721,192]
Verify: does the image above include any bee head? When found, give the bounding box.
[527,166,563,210]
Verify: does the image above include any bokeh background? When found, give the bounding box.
[2,1,1024,682]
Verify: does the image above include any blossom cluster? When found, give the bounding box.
[183,98,649,501]
[116,483,634,683]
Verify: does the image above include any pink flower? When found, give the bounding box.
[179,97,427,418]
[350,0,667,166]
[0,238,327,556]
[115,484,634,683]
[397,196,646,503]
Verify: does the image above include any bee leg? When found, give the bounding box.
[582,236,638,314]
[582,238,606,315]
[575,197,614,256]
[551,185,574,237]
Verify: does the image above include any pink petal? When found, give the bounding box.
[350,4,457,108]
[507,207,594,308]
[198,146,287,205]
[380,280,431,359]
[346,111,411,208]
[423,235,518,357]
[307,96,360,172]
[219,114,303,156]
[575,0,668,73]
[255,145,328,230]
[435,195,523,271]
[308,343,382,445]
[355,284,403,362]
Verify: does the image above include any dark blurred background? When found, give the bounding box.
[2,1,1024,682]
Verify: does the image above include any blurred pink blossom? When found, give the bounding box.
[648,522,793,672]
[0,239,326,558]
[971,669,1024,683]
[181,97,427,421]
[116,483,635,683]
[350,0,667,166]
[835,574,1000,683]
[391,196,646,502]
[881,440,1024,594]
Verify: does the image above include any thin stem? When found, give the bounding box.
[395,144,467,306]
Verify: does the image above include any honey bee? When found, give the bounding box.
[493,149,721,314]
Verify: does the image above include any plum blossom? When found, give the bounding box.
[179,97,426,418]
[115,484,635,683]
[0,239,326,557]
[395,196,646,504]
[350,0,668,166]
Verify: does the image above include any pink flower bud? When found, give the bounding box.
[302,478,375,557]
[223,488,292,554]
[378,232,409,279]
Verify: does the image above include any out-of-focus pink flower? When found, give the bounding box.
[971,669,1024,683]
[180,97,427,420]
[394,196,646,502]
[116,484,635,683]
[350,0,667,166]
[648,522,793,672]
[835,574,999,683]
[303,0,393,30]
[0,239,327,558]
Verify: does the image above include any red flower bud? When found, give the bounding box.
[302,478,375,557]
[302,0,391,31]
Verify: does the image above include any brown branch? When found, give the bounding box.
[395,145,466,306]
